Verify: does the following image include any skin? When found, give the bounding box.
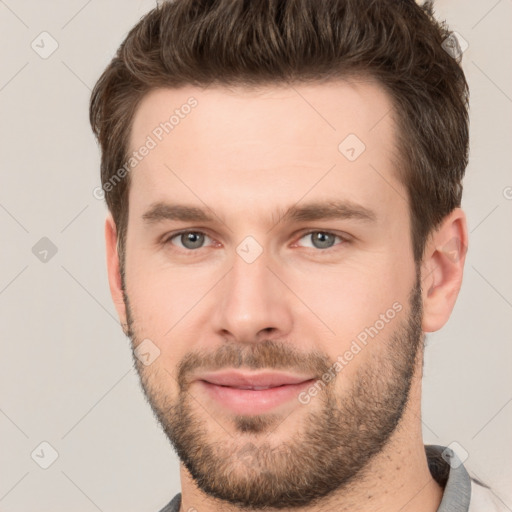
[104,80,468,512]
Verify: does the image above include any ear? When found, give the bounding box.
[420,208,468,333]
[105,214,128,330]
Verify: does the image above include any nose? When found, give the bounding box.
[211,242,294,345]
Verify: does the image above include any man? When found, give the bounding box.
[89,0,505,510]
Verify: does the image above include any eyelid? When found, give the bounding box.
[292,229,350,250]
[163,229,215,248]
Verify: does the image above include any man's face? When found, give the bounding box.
[121,80,423,507]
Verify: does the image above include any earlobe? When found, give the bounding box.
[105,214,128,328]
[420,208,468,333]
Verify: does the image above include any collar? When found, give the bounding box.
[427,444,471,512]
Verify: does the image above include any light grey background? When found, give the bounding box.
[1,0,511,510]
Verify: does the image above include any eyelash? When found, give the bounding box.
[162,229,349,254]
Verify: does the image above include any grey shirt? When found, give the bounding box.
[157,445,480,512]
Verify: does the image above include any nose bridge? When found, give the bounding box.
[230,241,272,299]
[213,237,292,343]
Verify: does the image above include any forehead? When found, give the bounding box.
[127,79,405,225]
[129,78,396,154]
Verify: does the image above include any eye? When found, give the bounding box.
[296,231,346,251]
[165,230,213,250]
[163,229,348,253]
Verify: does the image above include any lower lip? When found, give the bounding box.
[197,380,315,415]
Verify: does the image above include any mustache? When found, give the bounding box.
[175,339,334,391]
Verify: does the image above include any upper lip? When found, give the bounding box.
[195,370,315,389]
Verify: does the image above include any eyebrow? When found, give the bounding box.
[141,200,377,226]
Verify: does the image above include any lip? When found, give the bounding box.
[193,370,316,415]
[198,370,314,388]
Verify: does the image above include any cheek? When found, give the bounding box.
[124,254,216,369]
[127,274,197,338]
[285,256,414,369]
[294,263,408,328]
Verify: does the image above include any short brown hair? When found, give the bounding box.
[90,0,469,270]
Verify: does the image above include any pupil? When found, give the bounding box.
[184,232,203,249]
[314,232,333,248]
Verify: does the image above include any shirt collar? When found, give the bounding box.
[427,444,472,512]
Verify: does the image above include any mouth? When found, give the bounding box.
[193,370,316,415]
